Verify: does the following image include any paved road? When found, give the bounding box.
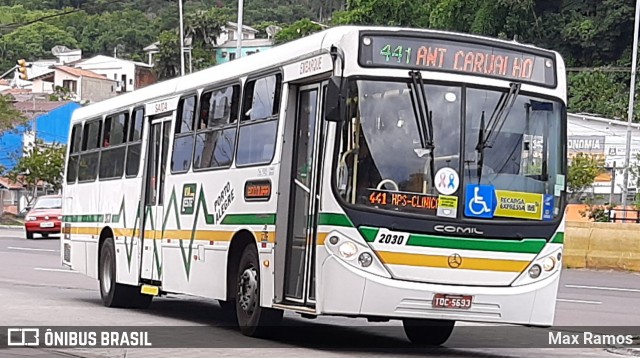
[0,227,638,357]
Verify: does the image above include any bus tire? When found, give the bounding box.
[402,318,455,346]
[235,245,282,337]
[99,237,132,308]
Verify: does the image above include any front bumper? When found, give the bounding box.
[318,254,559,326]
[25,221,62,233]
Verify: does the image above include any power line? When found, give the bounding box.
[0,9,80,31]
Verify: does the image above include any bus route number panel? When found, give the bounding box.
[359,34,557,88]
[368,189,438,215]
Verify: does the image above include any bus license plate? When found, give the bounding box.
[40,222,54,228]
[432,294,472,309]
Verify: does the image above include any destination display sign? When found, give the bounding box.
[368,189,438,214]
[244,180,271,201]
[359,35,556,87]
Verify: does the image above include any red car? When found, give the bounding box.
[24,195,62,239]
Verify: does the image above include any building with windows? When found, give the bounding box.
[214,39,273,64]
[73,55,156,93]
[143,22,273,67]
[567,113,640,201]
[30,66,117,103]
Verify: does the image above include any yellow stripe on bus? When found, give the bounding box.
[376,251,529,272]
[69,227,275,243]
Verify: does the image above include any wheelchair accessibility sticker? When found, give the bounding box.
[464,184,495,218]
[465,185,551,220]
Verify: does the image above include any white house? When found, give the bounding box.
[217,22,259,43]
[30,65,117,103]
[73,55,155,93]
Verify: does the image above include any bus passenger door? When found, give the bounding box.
[281,83,324,306]
[140,116,172,282]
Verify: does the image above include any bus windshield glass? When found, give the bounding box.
[335,79,565,222]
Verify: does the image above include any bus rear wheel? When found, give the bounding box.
[235,245,282,337]
[99,237,152,309]
[402,318,455,346]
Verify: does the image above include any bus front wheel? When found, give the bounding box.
[402,318,455,346]
[235,245,282,337]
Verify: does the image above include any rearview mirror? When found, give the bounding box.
[324,76,346,122]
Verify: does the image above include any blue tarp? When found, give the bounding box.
[0,102,81,171]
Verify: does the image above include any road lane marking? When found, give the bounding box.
[556,298,602,305]
[7,246,58,252]
[34,268,79,273]
[565,284,640,294]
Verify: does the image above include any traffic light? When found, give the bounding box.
[16,59,30,80]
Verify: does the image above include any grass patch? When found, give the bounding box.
[0,214,24,226]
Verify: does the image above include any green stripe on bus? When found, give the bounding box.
[407,234,546,254]
[63,215,104,223]
[358,226,546,254]
[318,213,353,227]
[359,227,379,242]
[220,214,276,225]
[551,232,564,244]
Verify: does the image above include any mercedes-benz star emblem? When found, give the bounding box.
[448,253,462,268]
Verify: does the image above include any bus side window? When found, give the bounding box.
[99,112,128,180]
[236,74,281,166]
[77,118,102,182]
[126,107,144,177]
[193,84,239,170]
[171,95,197,173]
[66,123,83,184]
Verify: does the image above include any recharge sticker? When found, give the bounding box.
[494,190,543,220]
[437,195,458,218]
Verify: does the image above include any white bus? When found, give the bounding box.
[61,25,567,344]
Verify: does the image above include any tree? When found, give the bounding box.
[567,153,605,200]
[0,95,27,134]
[0,21,78,70]
[568,71,630,119]
[154,30,180,80]
[8,140,66,206]
[274,19,323,44]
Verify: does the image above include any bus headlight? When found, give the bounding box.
[542,256,556,271]
[358,252,373,267]
[324,231,391,278]
[528,264,542,278]
[513,246,562,286]
[339,242,358,259]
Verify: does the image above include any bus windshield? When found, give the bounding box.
[336,79,565,222]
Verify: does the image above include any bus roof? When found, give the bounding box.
[70,25,562,124]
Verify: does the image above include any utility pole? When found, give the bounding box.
[622,0,640,216]
[236,0,244,59]
[178,0,185,76]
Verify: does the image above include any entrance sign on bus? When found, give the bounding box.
[145,96,180,116]
[359,34,557,87]
[283,53,333,81]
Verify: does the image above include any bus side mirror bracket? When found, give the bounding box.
[324,76,346,122]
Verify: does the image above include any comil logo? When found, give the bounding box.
[434,225,484,235]
[7,328,40,346]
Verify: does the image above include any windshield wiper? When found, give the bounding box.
[408,71,435,190]
[475,82,521,182]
